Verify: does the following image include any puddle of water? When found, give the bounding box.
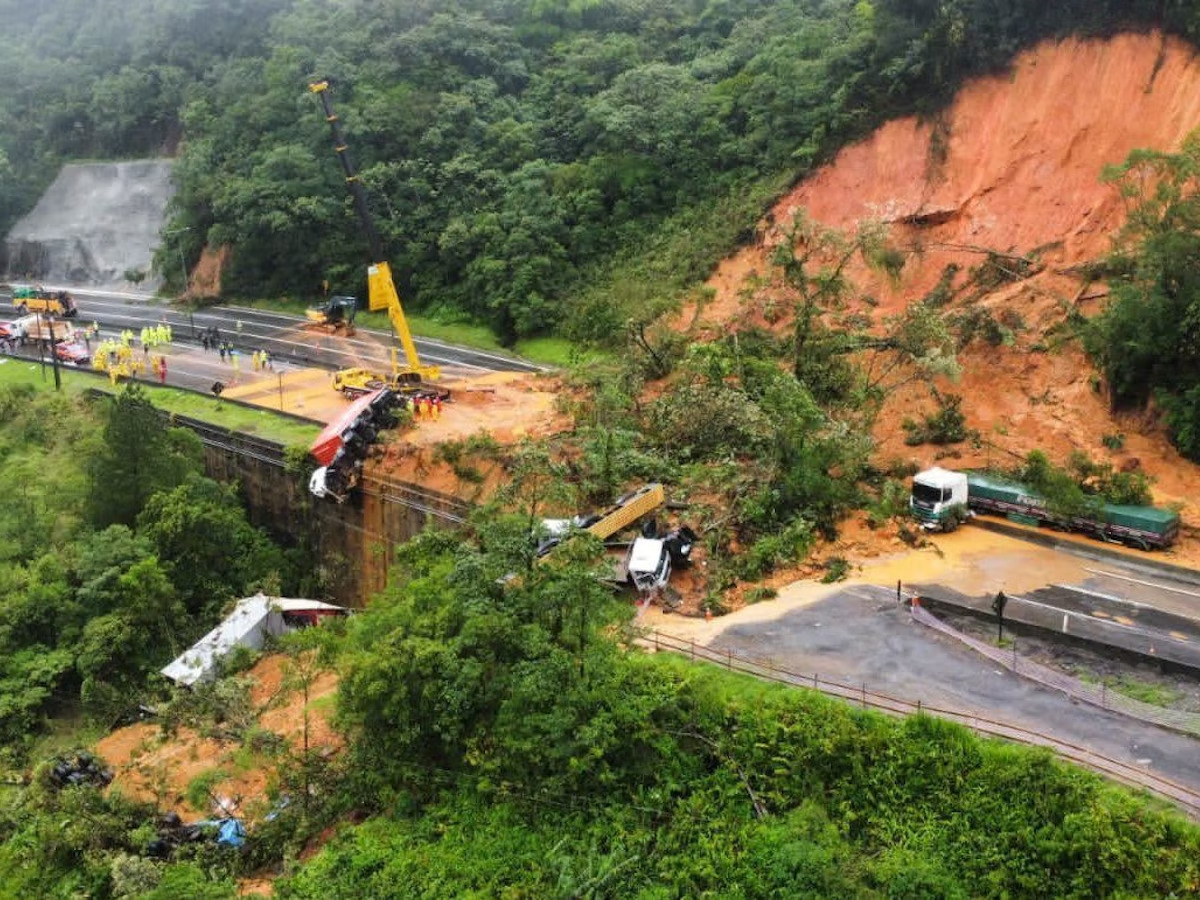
[856,527,1089,596]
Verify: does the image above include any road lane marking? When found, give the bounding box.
[1083,567,1200,600]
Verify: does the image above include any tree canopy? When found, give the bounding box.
[3,0,1197,342]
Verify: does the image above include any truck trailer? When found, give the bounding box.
[910,466,1179,550]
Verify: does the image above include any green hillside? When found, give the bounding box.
[4,0,1199,344]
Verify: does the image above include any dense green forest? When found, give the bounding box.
[4,517,1199,897]
[1085,131,1200,462]
[0,383,301,760]
[4,0,1200,342]
[5,4,1200,892]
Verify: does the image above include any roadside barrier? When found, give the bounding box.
[910,601,1200,738]
[641,628,1200,819]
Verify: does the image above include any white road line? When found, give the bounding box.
[220,303,549,371]
[1052,583,1145,607]
[1083,567,1200,600]
[88,308,493,374]
[37,289,540,372]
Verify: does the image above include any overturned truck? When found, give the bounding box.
[308,389,402,502]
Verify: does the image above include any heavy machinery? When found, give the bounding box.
[12,286,77,318]
[308,80,440,391]
[23,317,75,348]
[305,294,359,334]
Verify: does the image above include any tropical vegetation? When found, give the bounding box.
[3,0,1200,344]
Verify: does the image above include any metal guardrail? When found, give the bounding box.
[358,472,474,525]
[84,387,478,525]
[910,602,1200,738]
[642,629,1200,819]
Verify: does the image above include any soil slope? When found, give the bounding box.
[690,31,1200,566]
[700,32,1200,321]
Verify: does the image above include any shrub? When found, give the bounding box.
[903,393,970,446]
[821,556,850,583]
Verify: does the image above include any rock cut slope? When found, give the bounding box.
[3,160,175,288]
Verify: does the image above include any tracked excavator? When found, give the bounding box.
[304,294,358,334]
[308,79,441,395]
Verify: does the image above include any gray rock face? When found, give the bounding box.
[3,160,175,288]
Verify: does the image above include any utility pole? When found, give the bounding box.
[40,312,61,391]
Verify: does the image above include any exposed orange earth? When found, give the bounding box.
[682,31,1200,572]
[83,36,1200,896]
[96,654,340,821]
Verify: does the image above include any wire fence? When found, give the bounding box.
[910,601,1200,738]
[642,629,1200,818]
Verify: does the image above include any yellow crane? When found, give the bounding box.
[309,80,440,392]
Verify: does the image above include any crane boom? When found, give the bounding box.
[309,80,438,380]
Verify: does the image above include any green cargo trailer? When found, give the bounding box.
[956,471,1178,549]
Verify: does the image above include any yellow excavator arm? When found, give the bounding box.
[368,262,439,381]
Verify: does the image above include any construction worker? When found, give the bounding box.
[165,324,173,343]
[432,395,441,421]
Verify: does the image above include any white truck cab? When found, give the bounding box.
[910,467,970,531]
[625,537,671,593]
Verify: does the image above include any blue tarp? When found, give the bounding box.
[216,818,246,848]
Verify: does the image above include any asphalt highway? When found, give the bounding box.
[709,585,1200,801]
[21,286,548,378]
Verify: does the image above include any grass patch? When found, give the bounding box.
[514,336,604,367]
[1111,676,1180,708]
[1076,669,1180,708]
[25,707,108,768]
[306,694,337,717]
[0,358,320,445]
[150,389,321,444]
